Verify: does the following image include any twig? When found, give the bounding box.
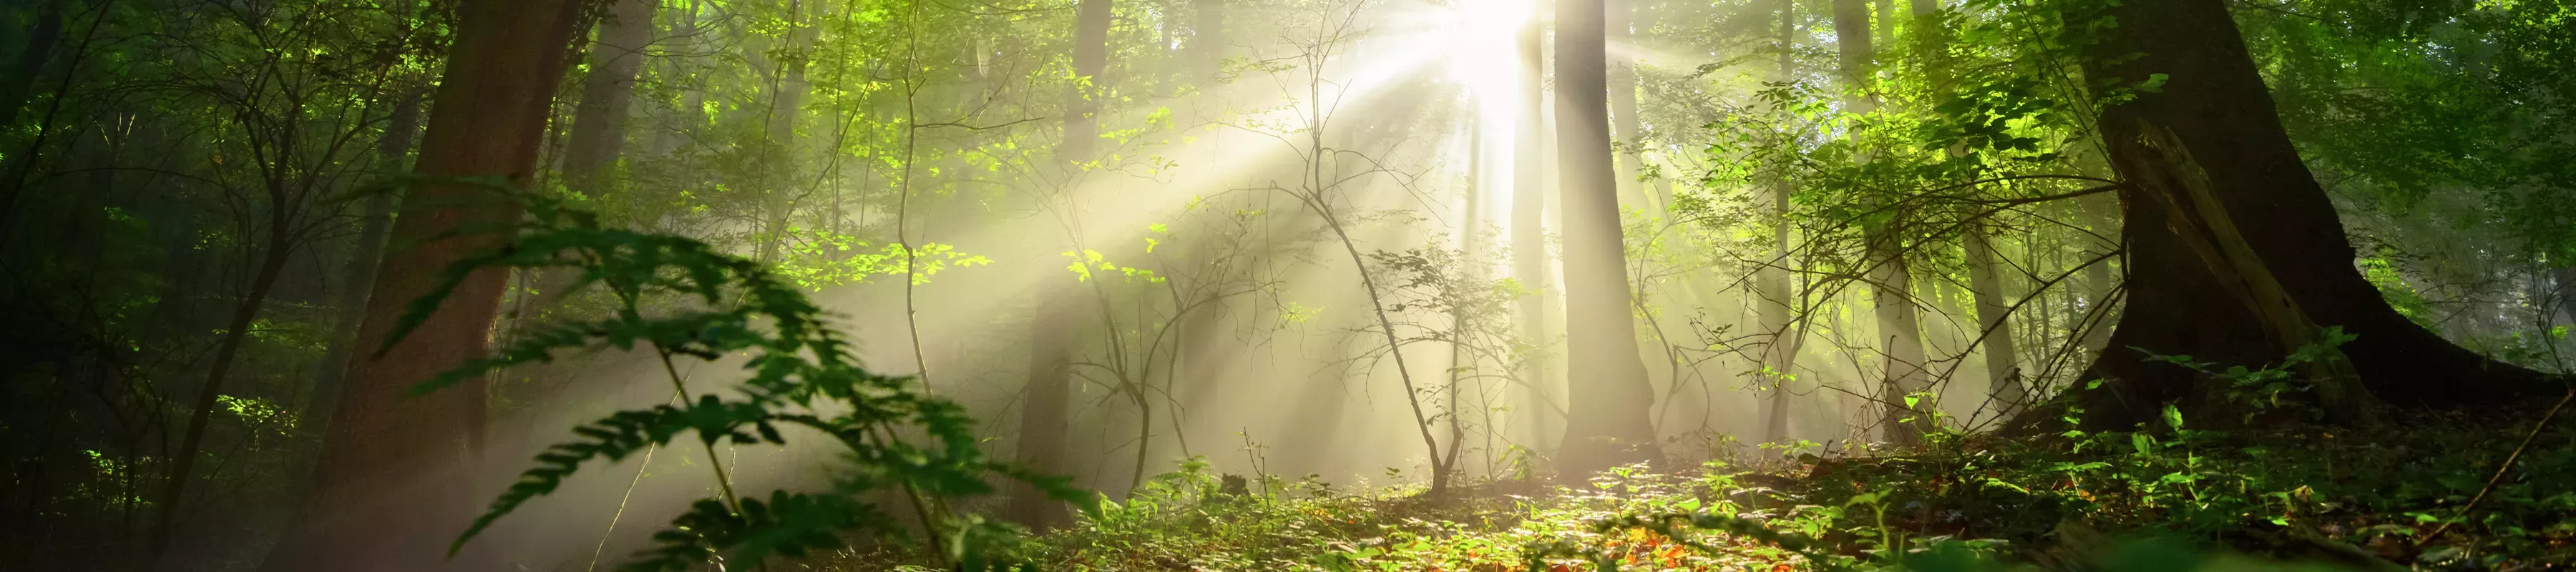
[2419,388,2574,546]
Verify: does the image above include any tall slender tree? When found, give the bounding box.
[1553,0,1659,473]
[1965,224,2024,416]
[1755,0,1798,445]
[1194,0,1223,81]
[1604,0,1653,208]
[560,0,656,195]
[1511,3,1556,447]
[1828,0,1933,445]
[1010,0,1112,530]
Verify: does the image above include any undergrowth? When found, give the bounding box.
[795,405,2572,571]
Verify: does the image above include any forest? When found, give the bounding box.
[0,0,2571,568]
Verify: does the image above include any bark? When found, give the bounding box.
[560,0,655,194]
[259,0,582,569]
[1866,227,1933,445]
[1965,223,2025,418]
[1009,0,1111,530]
[756,0,814,264]
[1553,0,1659,474]
[146,203,294,571]
[1831,0,1933,445]
[2051,0,2548,431]
[1511,4,1556,448]
[1008,297,1075,529]
[2555,267,2576,326]
[1062,0,1111,162]
[1604,0,1654,208]
[303,88,424,428]
[2079,248,2114,352]
[1755,0,1797,445]
[1194,0,1223,81]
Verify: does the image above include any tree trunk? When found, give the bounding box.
[1965,223,2025,418]
[1511,6,1557,449]
[1755,0,1797,445]
[1867,229,1933,444]
[303,88,424,428]
[1553,0,1659,474]
[1194,0,1222,82]
[560,0,654,195]
[2553,267,2576,327]
[2052,0,2547,431]
[1830,0,1932,445]
[1062,0,1111,163]
[259,0,582,569]
[1009,0,1111,530]
[146,217,293,571]
[1605,0,1655,209]
[755,0,813,264]
[1008,297,1076,529]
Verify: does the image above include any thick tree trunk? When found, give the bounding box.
[2055,0,2549,431]
[259,0,581,569]
[1553,0,1659,474]
[560,0,654,195]
[1009,0,1111,530]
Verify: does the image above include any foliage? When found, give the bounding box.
[955,406,2573,571]
[387,187,1090,571]
[2137,327,2361,423]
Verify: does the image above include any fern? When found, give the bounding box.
[383,187,1093,570]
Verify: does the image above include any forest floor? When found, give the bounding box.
[826,403,2575,571]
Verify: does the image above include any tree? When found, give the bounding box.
[260,0,583,568]
[1753,0,1798,446]
[2055,0,2552,430]
[1193,0,1223,81]
[1008,0,1111,530]
[1553,0,1659,473]
[1511,0,1554,448]
[560,0,655,195]
[1825,0,1936,445]
[1604,0,1655,208]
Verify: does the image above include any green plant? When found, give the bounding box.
[391,185,1089,571]
[2140,327,2361,421]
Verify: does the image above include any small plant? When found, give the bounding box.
[391,185,1088,571]
[2139,327,2359,422]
